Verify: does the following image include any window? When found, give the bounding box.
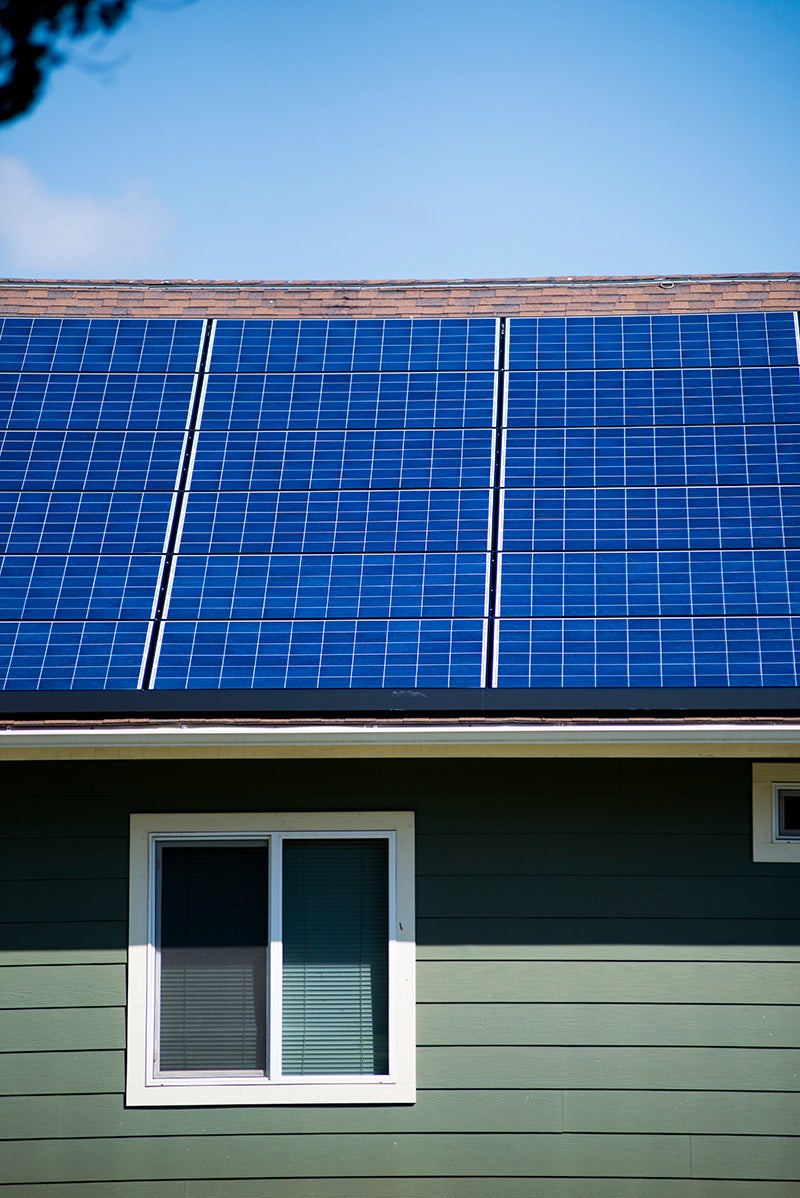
[127,811,415,1105]
[752,765,800,861]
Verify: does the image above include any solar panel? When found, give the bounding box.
[496,616,800,687]
[179,489,491,555]
[0,372,196,430]
[501,487,800,551]
[0,619,151,689]
[0,491,175,555]
[209,318,497,374]
[166,553,488,620]
[496,312,800,690]
[154,619,485,689]
[3,310,799,704]
[0,318,203,691]
[505,367,800,427]
[152,318,497,689]
[201,371,496,430]
[507,313,799,371]
[0,317,204,374]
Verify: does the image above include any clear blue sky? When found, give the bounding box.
[0,0,798,280]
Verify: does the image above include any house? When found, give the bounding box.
[1,273,799,1195]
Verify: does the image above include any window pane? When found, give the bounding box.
[158,844,268,1073]
[282,838,389,1076]
[779,790,800,835]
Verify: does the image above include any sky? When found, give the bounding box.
[0,0,798,282]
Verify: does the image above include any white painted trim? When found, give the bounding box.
[752,764,800,861]
[127,811,415,1107]
[5,720,800,761]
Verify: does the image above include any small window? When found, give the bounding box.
[127,812,415,1105]
[752,766,800,861]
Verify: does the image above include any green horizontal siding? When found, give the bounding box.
[416,832,774,876]
[0,1132,694,1183]
[3,1045,798,1097]
[419,959,800,1003]
[0,838,128,880]
[420,1002,800,1047]
[0,755,797,1192]
[0,1006,123,1052]
[0,879,126,923]
[419,914,800,948]
[0,1091,564,1139]
[0,965,124,1009]
[0,1089,795,1141]
[6,1000,795,1054]
[3,1183,800,1198]
[564,1090,800,1135]
[418,876,800,919]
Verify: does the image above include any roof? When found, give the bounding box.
[2,272,800,318]
[1,274,799,740]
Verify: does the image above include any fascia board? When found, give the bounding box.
[2,721,800,760]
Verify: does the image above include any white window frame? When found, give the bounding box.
[752,765,800,861]
[127,810,415,1106]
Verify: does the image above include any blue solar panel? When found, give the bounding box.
[502,425,799,487]
[0,491,174,555]
[0,372,196,430]
[3,309,798,700]
[154,619,485,688]
[496,310,800,692]
[0,316,204,692]
[209,318,498,374]
[166,553,488,620]
[496,617,800,687]
[0,555,162,620]
[0,430,186,491]
[200,370,496,429]
[0,318,204,374]
[180,489,491,554]
[190,428,494,491]
[501,487,800,551]
[499,550,800,618]
[507,313,799,371]
[0,620,150,689]
[505,367,800,427]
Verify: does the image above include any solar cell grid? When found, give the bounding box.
[0,318,204,374]
[0,491,173,554]
[502,424,799,487]
[190,428,494,491]
[0,619,150,689]
[154,618,485,689]
[200,370,496,430]
[0,372,196,430]
[180,489,491,555]
[209,318,498,374]
[0,554,162,620]
[0,429,187,491]
[497,616,800,687]
[3,309,798,699]
[505,366,800,427]
[500,487,800,551]
[507,313,799,372]
[499,550,800,618]
[166,553,488,621]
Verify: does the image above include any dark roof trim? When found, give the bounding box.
[2,686,800,719]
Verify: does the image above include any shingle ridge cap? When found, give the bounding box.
[1,272,799,291]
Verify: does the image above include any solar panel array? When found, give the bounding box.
[1,311,798,696]
[155,319,497,688]
[498,313,800,687]
[0,318,203,689]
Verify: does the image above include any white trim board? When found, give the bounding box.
[3,720,800,760]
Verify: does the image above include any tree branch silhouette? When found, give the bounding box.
[0,1,133,123]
